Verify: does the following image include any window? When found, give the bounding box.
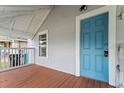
[38,30,48,58]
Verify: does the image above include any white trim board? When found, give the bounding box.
[76,6,117,86]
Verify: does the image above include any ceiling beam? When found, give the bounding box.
[9,17,15,32]
[25,15,34,33]
[32,6,54,40]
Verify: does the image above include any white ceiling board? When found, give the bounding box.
[0,22,10,28]
[0,5,54,39]
[13,15,33,31]
[27,14,44,33]
[0,27,33,39]
[0,6,52,18]
[0,17,12,22]
[0,6,51,12]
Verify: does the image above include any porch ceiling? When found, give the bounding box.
[0,5,53,40]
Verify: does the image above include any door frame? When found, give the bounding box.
[75,6,117,86]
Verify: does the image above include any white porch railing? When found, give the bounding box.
[0,48,35,71]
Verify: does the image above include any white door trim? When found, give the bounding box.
[75,6,117,86]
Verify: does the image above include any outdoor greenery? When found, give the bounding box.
[0,63,10,69]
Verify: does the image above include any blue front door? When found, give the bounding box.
[80,13,108,82]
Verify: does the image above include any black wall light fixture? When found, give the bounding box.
[79,5,87,12]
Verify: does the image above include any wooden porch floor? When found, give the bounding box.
[0,64,113,88]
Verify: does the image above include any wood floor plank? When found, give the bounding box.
[79,77,89,88]
[0,64,113,88]
[59,75,76,88]
[87,79,95,88]
[94,80,101,88]
[48,74,71,88]
[73,77,82,88]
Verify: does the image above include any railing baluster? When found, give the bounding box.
[12,48,13,67]
[22,49,23,65]
[25,49,26,65]
[26,48,29,64]
[15,49,16,67]
[3,49,5,69]
[21,49,23,66]
[24,49,26,65]
[34,48,35,64]
[29,49,30,64]
[18,49,19,66]
[0,49,1,69]
[9,49,10,67]
[8,48,10,68]
[23,49,24,65]
[21,49,22,65]
[27,48,29,64]
[20,49,22,66]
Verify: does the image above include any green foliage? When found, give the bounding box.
[0,63,10,69]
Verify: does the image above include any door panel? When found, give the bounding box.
[83,33,90,49]
[95,31,103,49]
[80,13,108,82]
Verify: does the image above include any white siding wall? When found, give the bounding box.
[116,6,124,87]
[117,6,124,44]
[34,5,103,75]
